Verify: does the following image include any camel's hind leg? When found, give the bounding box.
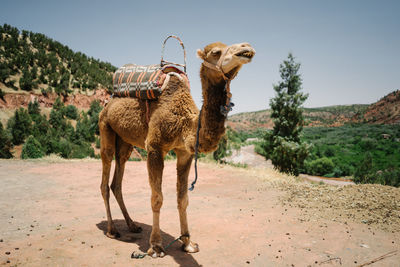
[175,149,199,253]
[110,136,142,233]
[99,124,119,238]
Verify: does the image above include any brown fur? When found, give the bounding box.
[99,42,255,257]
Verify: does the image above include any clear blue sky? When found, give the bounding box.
[1,0,399,114]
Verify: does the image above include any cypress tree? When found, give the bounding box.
[261,53,309,176]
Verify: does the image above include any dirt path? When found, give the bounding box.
[0,159,399,266]
[226,145,354,186]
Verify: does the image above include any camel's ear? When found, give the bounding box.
[196,49,206,60]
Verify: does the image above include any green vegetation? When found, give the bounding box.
[0,122,13,158]
[21,135,44,159]
[0,24,116,94]
[259,53,309,176]
[1,98,101,159]
[299,124,400,186]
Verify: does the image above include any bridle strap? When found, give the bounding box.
[201,47,235,117]
[201,47,231,81]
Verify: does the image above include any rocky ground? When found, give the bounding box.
[0,158,399,266]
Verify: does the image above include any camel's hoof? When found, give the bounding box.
[182,241,199,253]
[106,230,120,239]
[147,245,166,258]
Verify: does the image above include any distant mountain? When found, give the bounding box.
[227,104,369,132]
[228,90,400,132]
[353,89,400,124]
[0,24,116,96]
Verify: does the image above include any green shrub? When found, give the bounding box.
[213,134,229,162]
[7,108,32,145]
[0,122,13,158]
[21,135,44,159]
[306,157,334,176]
[65,105,78,120]
[70,142,94,159]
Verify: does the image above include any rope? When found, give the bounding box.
[189,108,202,191]
[131,234,189,259]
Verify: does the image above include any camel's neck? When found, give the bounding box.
[197,67,229,153]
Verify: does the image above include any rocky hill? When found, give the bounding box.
[227,104,369,132]
[353,89,400,124]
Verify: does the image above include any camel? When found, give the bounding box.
[99,41,255,257]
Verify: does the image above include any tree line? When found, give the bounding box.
[0,24,116,96]
[0,98,102,159]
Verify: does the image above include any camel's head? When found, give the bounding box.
[197,42,255,79]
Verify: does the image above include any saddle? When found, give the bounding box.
[112,36,188,100]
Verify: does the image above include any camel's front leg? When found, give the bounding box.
[176,149,199,253]
[146,145,166,258]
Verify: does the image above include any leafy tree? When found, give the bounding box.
[260,53,309,176]
[7,108,32,145]
[21,135,44,159]
[0,122,13,158]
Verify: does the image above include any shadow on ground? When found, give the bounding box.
[96,220,201,267]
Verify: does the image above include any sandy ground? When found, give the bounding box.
[0,159,399,267]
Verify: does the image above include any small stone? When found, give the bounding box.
[0,239,3,242]
[14,248,19,250]
[81,241,85,244]
[5,251,11,255]
[246,261,250,264]
[39,248,42,251]
[286,233,290,235]
[91,245,93,248]
[6,260,10,263]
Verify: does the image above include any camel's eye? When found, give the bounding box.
[211,49,221,56]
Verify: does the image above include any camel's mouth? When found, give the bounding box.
[235,50,255,60]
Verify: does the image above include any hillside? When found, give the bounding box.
[227,104,369,132]
[0,24,115,97]
[353,89,400,124]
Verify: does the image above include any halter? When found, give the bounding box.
[201,47,235,117]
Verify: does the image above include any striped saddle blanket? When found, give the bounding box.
[112,64,186,100]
